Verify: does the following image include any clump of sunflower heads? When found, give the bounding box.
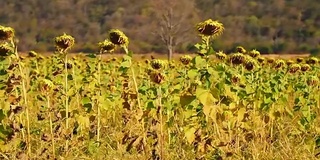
[235,46,246,54]
[288,64,300,73]
[306,57,318,65]
[180,55,192,65]
[0,42,14,56]
[248,49,260,58]
[307,76,318,86]
[151,59,165,70]
[0,25,15,41]
[55,33,75,51]
[229,53,246,65]
[274,59,285,69]
[149,70,165,84]
[215,51,227,60]
[98,40,116,53]
[196,19,224,37]
[109,29,129,47]
[301,64,311,72]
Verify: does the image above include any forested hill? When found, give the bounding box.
[0,0,320,55]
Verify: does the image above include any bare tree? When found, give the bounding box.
[150,0,199,60]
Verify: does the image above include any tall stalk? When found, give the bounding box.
[64,52,69,152]
[97,53,102,142]
[12,40,31,157]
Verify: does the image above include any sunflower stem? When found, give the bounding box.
[12,39,31,158]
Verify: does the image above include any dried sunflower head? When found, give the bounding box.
[149,70,165,84]
[231,74,241,84]
[288,64,300,73]
[0,25,15,41]
[179,55,192,65]
[286,60,294,66]
[39,79,54,93]
[28,51,38,58]
[244,58,256,71]
[306,57,318,65]
[196,19,224,37]
[257,57,265,64]
[274,59,285,69]
[229,53,245,65]
[98,39,116,53]
[301,64,311,72]
[151,59,165,70]
[54,33,75,51]
[235,46,246,54]
[215,51,227,60]
[108,29,129,47]
[248,49,260,58]
[296,57,304,63]
[0,42,14,56]
[267,58,275,64]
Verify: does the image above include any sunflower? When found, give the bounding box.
[98,40,116,53]
[235,46,246,54]
[108,29,129,47]
[288,64,300,73]
[196,19,224,37]
[301,64,311,72]
[180,55,192,65]
[54,33,75,51]
[274,59,285,69]
[229,53,246,65]
[0,42,14,56]
[0,25,15,41]
[248,49,260,58]
[215,51,227,60]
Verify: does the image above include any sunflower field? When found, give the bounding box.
[0,19,319,160]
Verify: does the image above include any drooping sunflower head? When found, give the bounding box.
[0,42,14,56]
[301,64,311,72]
[215,51,227,60]
[39,79,54,93]
[286,60,294,66]
[108,29,129,47]
[98,40,116,53]
[288,63,300,73]
[274,59,285,69]
[257,57,265,64]
[0,25,15,41]
[306,57,318,65]
[248,49,260,58]
[231,74,241,84]
[235,46,246,54]
[151,59,165,70]
[244,58,257,71]
[28,51,38,58]
[179,55,192,65]
[196,19,224,37]
[54,33,75,51]
[149,70,165,84]
[229,53,246,65]
[296,57,304,63]
[267,58,275,64]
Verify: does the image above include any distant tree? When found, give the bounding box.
[150,0,199,60]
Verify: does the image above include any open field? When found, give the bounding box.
[1,22,320,160]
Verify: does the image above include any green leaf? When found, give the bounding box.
[196,87,217,106]
[120,61,131,68]
[187,69,198,79]
[82,97,92,113]
[180,95,196,107]
[184,127,196,144]
[237,108,246,122]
